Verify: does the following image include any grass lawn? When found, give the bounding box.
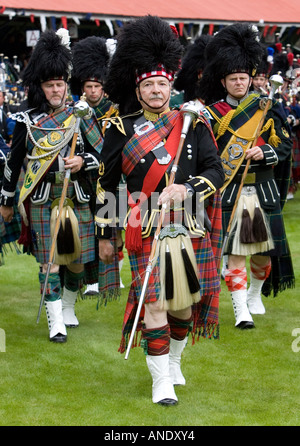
[0,194,300,427]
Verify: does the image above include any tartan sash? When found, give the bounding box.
[122,109,181,176]
[209,94,262,138]
[79,114,103,153]
[207,94,265,191]
[124,110,183,253]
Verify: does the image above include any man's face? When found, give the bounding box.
[252,75,268,93]
[136,76,171,113]
[0,92,4,105]
[41,80,67,108]
[83,81,104,107]
[222,73,251,100]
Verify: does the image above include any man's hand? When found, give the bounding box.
[98,239,114,264]
[0,205,14,223]
[245,145,264,161]
[62,155,84,173]
[157,184,187,207]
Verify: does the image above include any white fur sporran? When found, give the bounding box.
[230,186,274,256]
[154,224,201,311]
[50,200,81,265]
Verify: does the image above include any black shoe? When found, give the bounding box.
[236,321,255,330]
[157,398,178,406]
[50,333,67,343]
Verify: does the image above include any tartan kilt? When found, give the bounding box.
[83,228,121,303]
[0,189,21,245]
[119,227,221,353]
[29,182,95,264]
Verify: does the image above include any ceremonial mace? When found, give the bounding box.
[220,74,284,259]
[36,96,92,323]
[125,101,204,360]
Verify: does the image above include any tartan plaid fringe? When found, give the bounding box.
[118,304,220,355]
[78,287,121,307]
[0,241,22,257]
[190,298,220,342]
[96,289,121,309]
[118,319,220,355]
[0,241,22,265]
[277,277,295,293]
[119,330,141,354]
[263,275,295,298]
[191,320,220,343]
[262,251,295,297]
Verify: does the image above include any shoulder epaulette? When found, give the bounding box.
[107,109,143,136]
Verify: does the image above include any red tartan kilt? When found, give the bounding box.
[119,193,222,352]
[129,229,219,299]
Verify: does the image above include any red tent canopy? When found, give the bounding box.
[1,0,300,24]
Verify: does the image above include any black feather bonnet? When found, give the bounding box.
[173,35,212,102]
[104,15,183,114]
[70,36,110,97]
[22,29,72,111]
[198,23,264,104]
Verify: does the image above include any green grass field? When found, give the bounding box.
[0,194,300,427]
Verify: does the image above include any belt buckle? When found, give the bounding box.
[55,171,65,184]
[244,172,256,184]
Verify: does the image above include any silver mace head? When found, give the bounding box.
[180,101,205,136]
[268,74,284,101]
[74,93,93,120]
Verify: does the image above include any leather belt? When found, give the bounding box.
[44,171,66,184]
[232,169,274,184]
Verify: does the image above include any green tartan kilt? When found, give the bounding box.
[84,228,120,290]
[29,182,95,265]
[0,190,21,245]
